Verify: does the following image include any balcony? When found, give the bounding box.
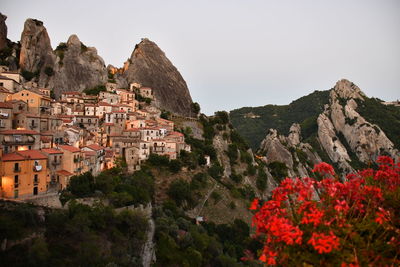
[33,179,39,184]
[3,135,35,145]
[14,167,21,173]
[30,124,38,129]
[14,183,19,189]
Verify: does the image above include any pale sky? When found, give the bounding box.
[2,0,400,115]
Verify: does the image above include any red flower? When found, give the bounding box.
[249,198,259,210]
[307,231,340,254]
[312,162,335,176]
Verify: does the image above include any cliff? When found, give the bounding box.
[245,79,400,177]
[19,18,55,83]
[122,38,193,116]
[0,13,7,51]
[48,34,108,97]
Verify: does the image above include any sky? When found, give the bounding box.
[2,0,400,115]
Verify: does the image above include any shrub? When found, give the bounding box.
[44,66,54,76]
[249,157,400,266]
[168,179,192,207]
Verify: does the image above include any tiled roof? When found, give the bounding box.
[42,148,64,154]
[0,102,12,108]
[57,170,74,176]
[58,145,81,153]
[0,129,40,135]
[85,144,104,151]
[1,153,25,161]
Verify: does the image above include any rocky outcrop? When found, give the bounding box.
[259,129,294,171]
[317,113,353,173]
[259,125,322,178]
[314,79,400,172]
[19,19,55,78]
[49,34,107,97]
[0,13,7,51]
[122,38,193,116]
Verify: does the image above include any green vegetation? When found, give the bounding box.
[356,97,400,149]
[268,161,288,182]
[230,90,330,150]
[83,85,106,95]
[154,203,261,266]
[60,168,154,208]
[0,200,149,266]
[44,66,54,76]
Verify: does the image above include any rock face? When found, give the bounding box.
[0,13,7,50]
[257,79,399,179]
[19,19,55,76]
[49,34,108,97]
[258,125,321,178]
[123,38,193,116]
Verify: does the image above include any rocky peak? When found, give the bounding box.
[123,38,193,116]
[330,79,365,102]
[0,13,7,50]
[288,123,301,146]
[47,34,107,97]
[19,18,54,74]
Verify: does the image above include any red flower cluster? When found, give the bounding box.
[250,156,400,266]
[307,231,340,254]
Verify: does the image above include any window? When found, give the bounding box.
[14,175,19,185]
[14,163,19,172]
[34,174,38,183]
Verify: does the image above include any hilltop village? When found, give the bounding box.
[0,68,191,199]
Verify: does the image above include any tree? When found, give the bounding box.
[191,102,201,115]
[249,157,400,266]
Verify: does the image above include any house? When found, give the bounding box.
[73,115,99,131]
[0,86,12,102]
[129,82,141,91]
[106,82,117,92]
[81,144,105,176]
[115,89,135,104]
[38,88,51,97]
[0,149,49,199]
[0,71,23,84]
[0,129,41,153]
[140,127,165,141]
[11,89,52,115]
[84,104,98,116]
[156,118,174,132]
[61,91,83,103]
[97,102,114,118]
[99,91,120,105]
[41,148,64,189]
[139,87,154,99]
[0,102,13,130]
[13,113,41,131]
[0,74,21,92]
[58,145,84,176]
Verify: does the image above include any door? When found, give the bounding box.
[33,187,38,195]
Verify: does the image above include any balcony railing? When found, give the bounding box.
[14,167,21,173]
[52,161,61,166]
[33,179,39,184]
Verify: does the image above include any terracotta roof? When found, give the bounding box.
[98,101,112,106]
[26,114,41,118]
[84,150,96,156]
[0,129,39,135]
[169,131,184,137]
[124,128,140,132]
[0,102,12,108]
[4,150,48,161]
[62,91,82,95]
[0,75,16,81]
[42,148,64,154]
[58,145,81,153]
[2,153,25,161]
[62,119,72,123]
[103,123,114,126]
[85,144,104,151]
[57,170,74,176]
